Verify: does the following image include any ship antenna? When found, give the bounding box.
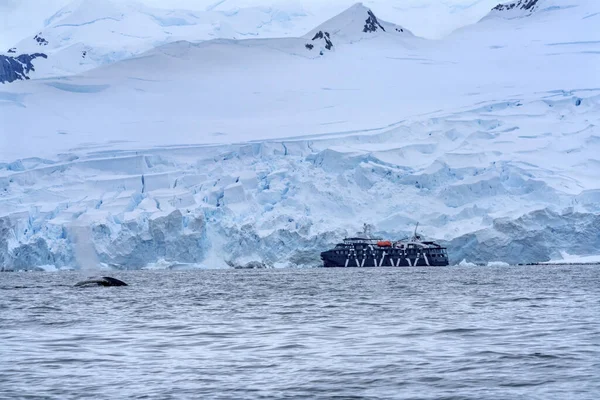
[413,222,420,241]
[362,223,373,238]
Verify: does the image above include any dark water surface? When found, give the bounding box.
[1,266,599,399]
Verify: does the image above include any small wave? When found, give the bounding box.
[506,297,558,302]
[27,305,62,311]
[435,328,480,334]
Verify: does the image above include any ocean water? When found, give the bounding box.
[1,266,599,399]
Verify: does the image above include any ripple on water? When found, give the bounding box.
[0,266,599,399]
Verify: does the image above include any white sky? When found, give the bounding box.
[0,0,501,48]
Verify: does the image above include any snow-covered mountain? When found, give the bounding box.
[1,0,501,84]
[0,0,503,51]
[305,3,412,41]
[1,0,599,269]
[1,0,318,83]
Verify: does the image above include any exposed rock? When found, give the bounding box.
[308,30,333,52]
[0,53,48,84]
[492,0,539,12]
[363,10,385,33]
[34,33,49,46]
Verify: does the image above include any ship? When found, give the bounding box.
[320,224,449,267]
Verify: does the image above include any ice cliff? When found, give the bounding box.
[2,92,600,269]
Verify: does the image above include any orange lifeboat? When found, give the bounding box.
[377,240,392,247]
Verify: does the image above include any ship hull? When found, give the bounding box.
[321,250,448,268]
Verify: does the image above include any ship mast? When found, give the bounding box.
[363,223,372,238]
[412,222,421,241]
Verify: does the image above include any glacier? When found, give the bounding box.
[1,0,600,270]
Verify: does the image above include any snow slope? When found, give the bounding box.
[0,0,503,51]
[1,0,600,269]
[2,0,318,81]
[1,0,508,83]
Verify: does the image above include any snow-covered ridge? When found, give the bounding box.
[305,3,411,44]
[1,1,414,83]
[2,0,318,80]
[301,4,411,54]
[483,0,589,19]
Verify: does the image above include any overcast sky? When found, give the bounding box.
[1,0,501,48]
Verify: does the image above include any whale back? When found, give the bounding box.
[74,276,128,287]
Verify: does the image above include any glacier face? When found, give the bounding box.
[1,0,600,269]
[2,92,600,269]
